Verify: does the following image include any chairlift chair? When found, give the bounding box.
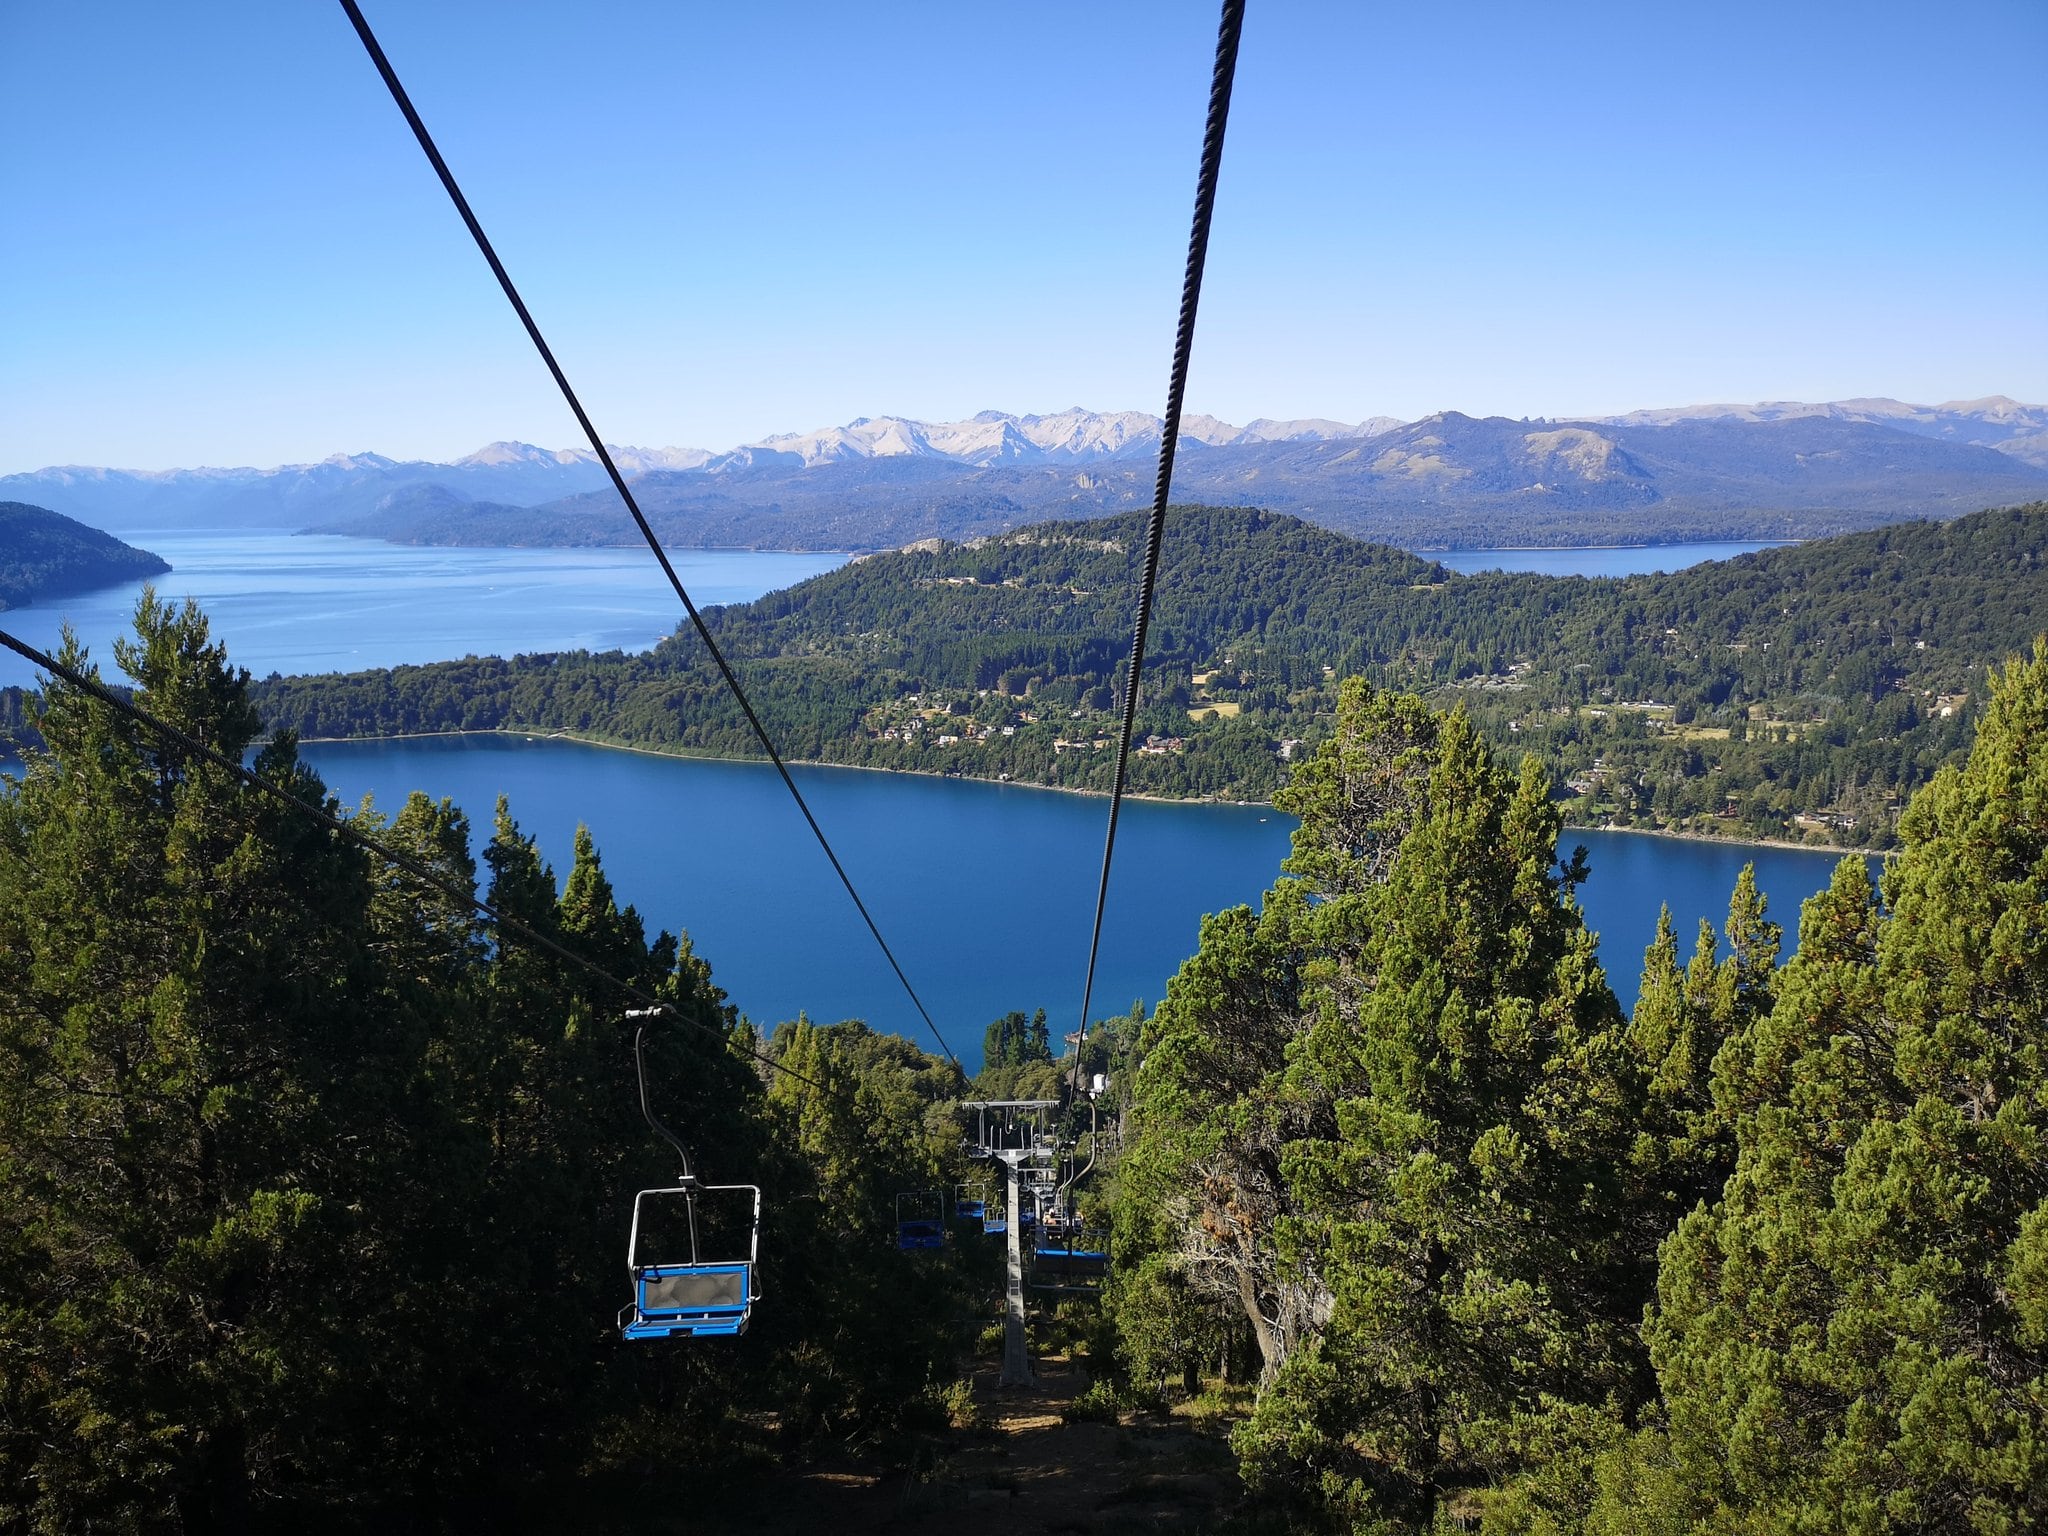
[954,1182,987,1222]
[897,1189,947,1250]
[1031,1226,1110,1293]
[622,1181,762,1339]
[618,1011,764,1341]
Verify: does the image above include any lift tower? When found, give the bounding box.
[963,1100,1059,1386]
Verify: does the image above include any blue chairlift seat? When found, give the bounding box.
[982,1212,1008,1235]
[896,1190,947,1251]
[1032,1230,1110,1289]
[620,1183,761,1341]
[622,1261,753,1339]
[956,1195,986,1221]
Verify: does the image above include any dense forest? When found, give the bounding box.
[0,601,997,1530]
[1103,651,2048,1531]
[255,499,2047,848]
[3,599,2044,1531]
[0,501,168,609]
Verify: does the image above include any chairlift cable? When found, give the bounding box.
[335,0,960,1072]
[0,625,828,1094]
[1074,0,1246,1076]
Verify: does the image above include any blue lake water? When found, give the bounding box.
[298,736,1864,1075]
[0,531,846,689]
[6,530,1865,1073]
[1434,541,1794,577]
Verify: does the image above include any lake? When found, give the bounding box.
[4,528,1864,1072]
[297,736,1864,1075]
[0,530,846,689]
[1433,540,1794,578]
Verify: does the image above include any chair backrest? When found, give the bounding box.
[640,1262,750,1315]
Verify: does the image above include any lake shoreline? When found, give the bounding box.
[1561,817,1868,860]
[296,726,1270,809]
[296,725,1870,854]
[1423,539,1802,554]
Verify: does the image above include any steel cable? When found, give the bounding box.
[1075,0,1246,1071]
[336,0,959,1070]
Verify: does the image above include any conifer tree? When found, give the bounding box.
[0,599,403,1527]
[1628,866,1783,1223]
[1595,643,2048,1531]
[1111,879,1316,1389]
[1234,702,1640,1529]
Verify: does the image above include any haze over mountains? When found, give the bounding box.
[7,397,2044,553]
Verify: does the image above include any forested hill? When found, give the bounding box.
[254,500,2048,848]
[0,501,168,609]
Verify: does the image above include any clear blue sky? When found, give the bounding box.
[3,0,2043,472]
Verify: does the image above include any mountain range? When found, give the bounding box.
[6,397,2044,552]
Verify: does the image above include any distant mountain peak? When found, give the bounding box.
[459,440,566,467]
[7,396,2043,543]
[1596,395,2048,456]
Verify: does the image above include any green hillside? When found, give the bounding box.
[254,500,2048,848]
[6,578,2046,1531]
[0,500,169,609]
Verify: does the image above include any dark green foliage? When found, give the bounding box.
[0,598,981,1531]
[0,501,169,608]
[982,1007,1052,1069]
[1111,679,1650,1530]
[1577,642,2048,1533]
[972,1007,1065,1102]
[1108,652,2048,1530]
[253,501,2048,846]
[1626,866,1783,1222]
[1239,690,1643,1529]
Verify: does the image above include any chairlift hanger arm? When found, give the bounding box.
[630,1014,695,1182]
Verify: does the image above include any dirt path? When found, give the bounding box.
[717,1354,1241,1535]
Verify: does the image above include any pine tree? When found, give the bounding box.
[1110,879,1317,1390]
[1599,643,2048,1531]
[1628,866,1784,1225]
[1235,706,1640,1529]
[0,599,406,1527]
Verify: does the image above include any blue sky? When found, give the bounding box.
[3,0,2043,472]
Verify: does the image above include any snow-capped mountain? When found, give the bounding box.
[1597,396,2048,469]
[715,407,1399,470]
[458,440,714,474]
[5,399,2042,544]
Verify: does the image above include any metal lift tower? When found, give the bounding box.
[963,1100,1060,1386]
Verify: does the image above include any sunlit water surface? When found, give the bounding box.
[5,531,1862,1073]
[300,737,1866,1075]
[0,530,845,688]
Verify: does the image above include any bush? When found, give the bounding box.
[936,1377,988,1435]
[1062,1380,1123,1424]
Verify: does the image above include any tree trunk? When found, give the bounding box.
[175,1422,251,1536]
[1235,1265,1282,1383]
